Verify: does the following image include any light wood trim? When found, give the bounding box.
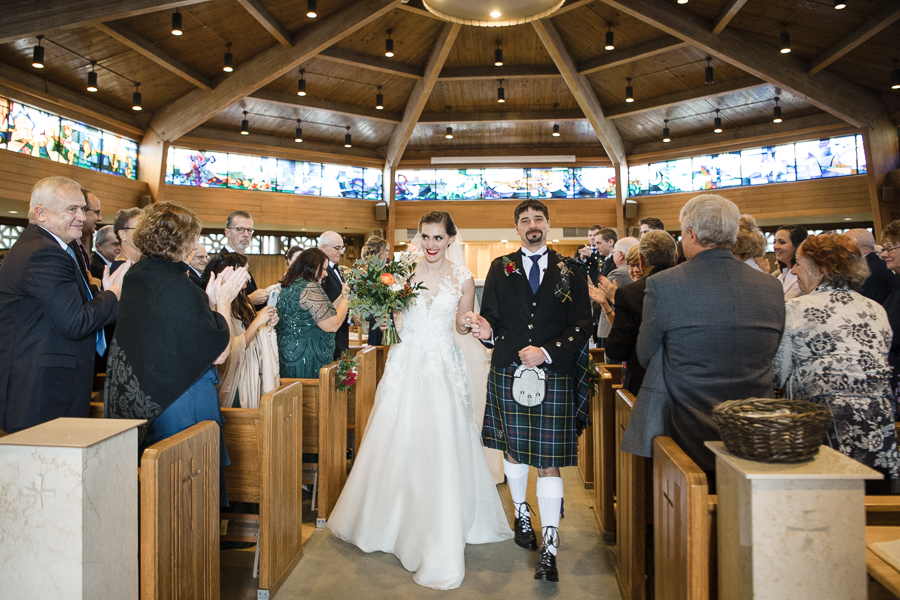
[711,0,749,35]
[578,37,689,75]
[318,47,424,80]
[533,18,626,166]
[605,76,764,120]
[138,127,168,203]
[808,2,900,75]
[599,0,887,129]
[385,22,462,169]
[249,89,403,123]
[419,108,585,124]
[353,347,378,455]
[236,0,292,48]
[615,388,649,600]
[592,364,619,538]
[862,116,900,235]
[438,65,561,81]
[95,21,213,91]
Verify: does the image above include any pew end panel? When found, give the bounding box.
[353,346,378,456]
[593,365,616,542]
[616,388,651,600]
[141,420,220,600]
[375,346,388,385]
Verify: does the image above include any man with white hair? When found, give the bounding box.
[621,194,785,479]
[318,231,350,359]
[846,228,896,306]
[606,236,638,289]
[0,176,130,433]
[91,224,120,280]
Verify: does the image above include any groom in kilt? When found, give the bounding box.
[467,199,592,582]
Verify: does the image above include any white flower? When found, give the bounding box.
[390,281,404,292]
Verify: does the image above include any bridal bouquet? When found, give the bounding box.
[344,251,425,345]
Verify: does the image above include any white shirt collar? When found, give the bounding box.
[38,226,70,251]
[520,245,548,258]
[97,253,113,266]
[189,265,202,277]
[224,244,238,253]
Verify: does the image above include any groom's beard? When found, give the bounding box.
[526,229,545,244]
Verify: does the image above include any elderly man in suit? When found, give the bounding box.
[846,228,896,306]
[91,225,120,280]
[0,176,130,433]
[622,194,784,478]
[318,231,351,360]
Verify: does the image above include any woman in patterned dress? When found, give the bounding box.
[774,233,899,492]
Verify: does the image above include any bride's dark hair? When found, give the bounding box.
[418,211,457,236]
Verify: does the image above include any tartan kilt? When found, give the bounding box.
[482,365,579,468]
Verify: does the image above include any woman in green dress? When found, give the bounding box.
[275,248,349,378]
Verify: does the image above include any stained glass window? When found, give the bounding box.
[529,168,571,198]
[857,134,867,174]
[484,168,528,199]
[7,102,60,161]
[0,97,9,150]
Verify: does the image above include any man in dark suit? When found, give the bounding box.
[0,176,129,433]
[846,228,896,306]
[596,228,618,277]
[575,224,602,282]
[186,239,208,287]
[318,230,350,360]
[468,199,591,583]
[90,225,119,280]
[622,194,784,477]
[221,210,275,306]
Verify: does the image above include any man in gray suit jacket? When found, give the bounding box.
[622,194,785,473]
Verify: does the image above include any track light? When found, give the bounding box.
[677,0,688,3]
[445,127,453,139]
[625,78,633,103]
[307,0,317,18]
[834,0,846,8]
[344,127,352,148]
[780,27,791,54]
[241,111,249,135]
[662,119,671,143]
[605,25,614,51]
[385,30,394,58]
[132,84,142,111]
[705,57,714,84]
[376,86,384,110]
[552,123,560,137]
[32,36,44,69]
[773,97,782,123]
[172,10,183,35]
[497,79,505,103]
[295,121,303,143]
[892,59,900,90]
[552,102,560,137]
[714,109,722,133]
[87,63,98,92]
[297,70,306,96]
[223,43,233,73]
[495,41,503,66]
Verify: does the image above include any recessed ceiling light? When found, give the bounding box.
[500,239,508,243]
[301,228,307,231]
[552,239,559,243]
[9,210,19,214]
[490,11,501,17]
[844,217,852,221]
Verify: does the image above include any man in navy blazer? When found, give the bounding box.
[0,176,129,433]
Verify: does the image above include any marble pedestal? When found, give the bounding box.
[707,442,880,600]
[0,417,145,600]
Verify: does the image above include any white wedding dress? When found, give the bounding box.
[327,261,513,590]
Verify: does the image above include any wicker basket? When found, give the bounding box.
[712,398,832,463]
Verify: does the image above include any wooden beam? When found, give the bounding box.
[578,37,689,75]
[807,1,900,75]
[248,90,403,123]
[0,0,211,45]
[235,0,292,48]
[533,18,626,165]
[438,65,561,81]
[318,47,423,79]
[95,21,213,91]
[862,116,900,234]
[598,0,886,128]
[711,0,749,35]
[386,22,461,169]
[605,75,763,119]
[183,126,381,160]
[138,128,168,202]
[554,0,599,15]
[419,109,586,123]
[148,0,401,142]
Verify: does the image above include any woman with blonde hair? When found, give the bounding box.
[732,214,769,272]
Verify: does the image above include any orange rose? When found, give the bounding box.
[380,273,396,286]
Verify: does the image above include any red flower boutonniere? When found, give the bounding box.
[501,256,521,277]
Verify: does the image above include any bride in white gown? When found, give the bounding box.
[327,211,513,590]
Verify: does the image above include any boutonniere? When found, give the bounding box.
[501,256,521,276]
[554,258,573,303]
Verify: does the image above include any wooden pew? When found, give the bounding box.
[352,346,378,456]
[220,381,304,599]
[141,420,220,600]
[592,365,617,542]
[615,388,652,600]
[375,345,389,385]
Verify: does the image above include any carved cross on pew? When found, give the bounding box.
[182,457,202,528]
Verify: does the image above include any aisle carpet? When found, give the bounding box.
[222,466,622,599]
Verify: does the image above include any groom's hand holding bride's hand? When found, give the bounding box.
[464,311,492,340]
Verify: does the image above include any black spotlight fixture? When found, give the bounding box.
[132,83,142,111]
[552,102,561,137]
[497,79,505,103]
[605,25,614,51]
[32,36,45,69]
[297,70,306,96]
[773,97,783,123]
[892,59,900,90]
[445,126,453,139]
[172,9,183,36]
[385,30,394,58]
[87,62,98,93]
[241,111,249,135]
[705,57,714,84]
[780,26,791,54]
[495,41,503,66]
[307,0,317,18]
[344,127,352,148]
[662,119,671,143]
[223,43,233,73]
[625,77,634,103]
[714,109,723,133]
[294,120,303,143]
[376,86,384,110]
[834,0,847,8]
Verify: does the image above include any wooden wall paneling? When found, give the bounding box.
[245,255,287,289]
[862,117,900,234]
[138,127,168,203]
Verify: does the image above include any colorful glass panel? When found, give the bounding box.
[529,168,572,198]
[484,168,527,199]
[7,102,60,161]
[0,97,10,150]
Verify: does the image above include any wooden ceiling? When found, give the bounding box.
[2,0,899,166]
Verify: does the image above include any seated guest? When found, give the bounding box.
[845,228,896,306]
[625,245,642,281]
[105,201,247,504]
[275,248,350,378]
[605,231,676,395]
[732,215,769,272]
[621,194,785,478]
[203,253,280,409]
[359,236,391,346]
[110,207,143,272]
[90,225,119,280]
[639,217,665,237]
[774,233,899,492]
[773,224,808,299]
[187,239,208,286]
[878,221,900,395]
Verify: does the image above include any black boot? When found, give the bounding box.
[534,526,559,582]
[513,501,537,550]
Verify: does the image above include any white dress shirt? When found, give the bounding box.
[520,245,549,285]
